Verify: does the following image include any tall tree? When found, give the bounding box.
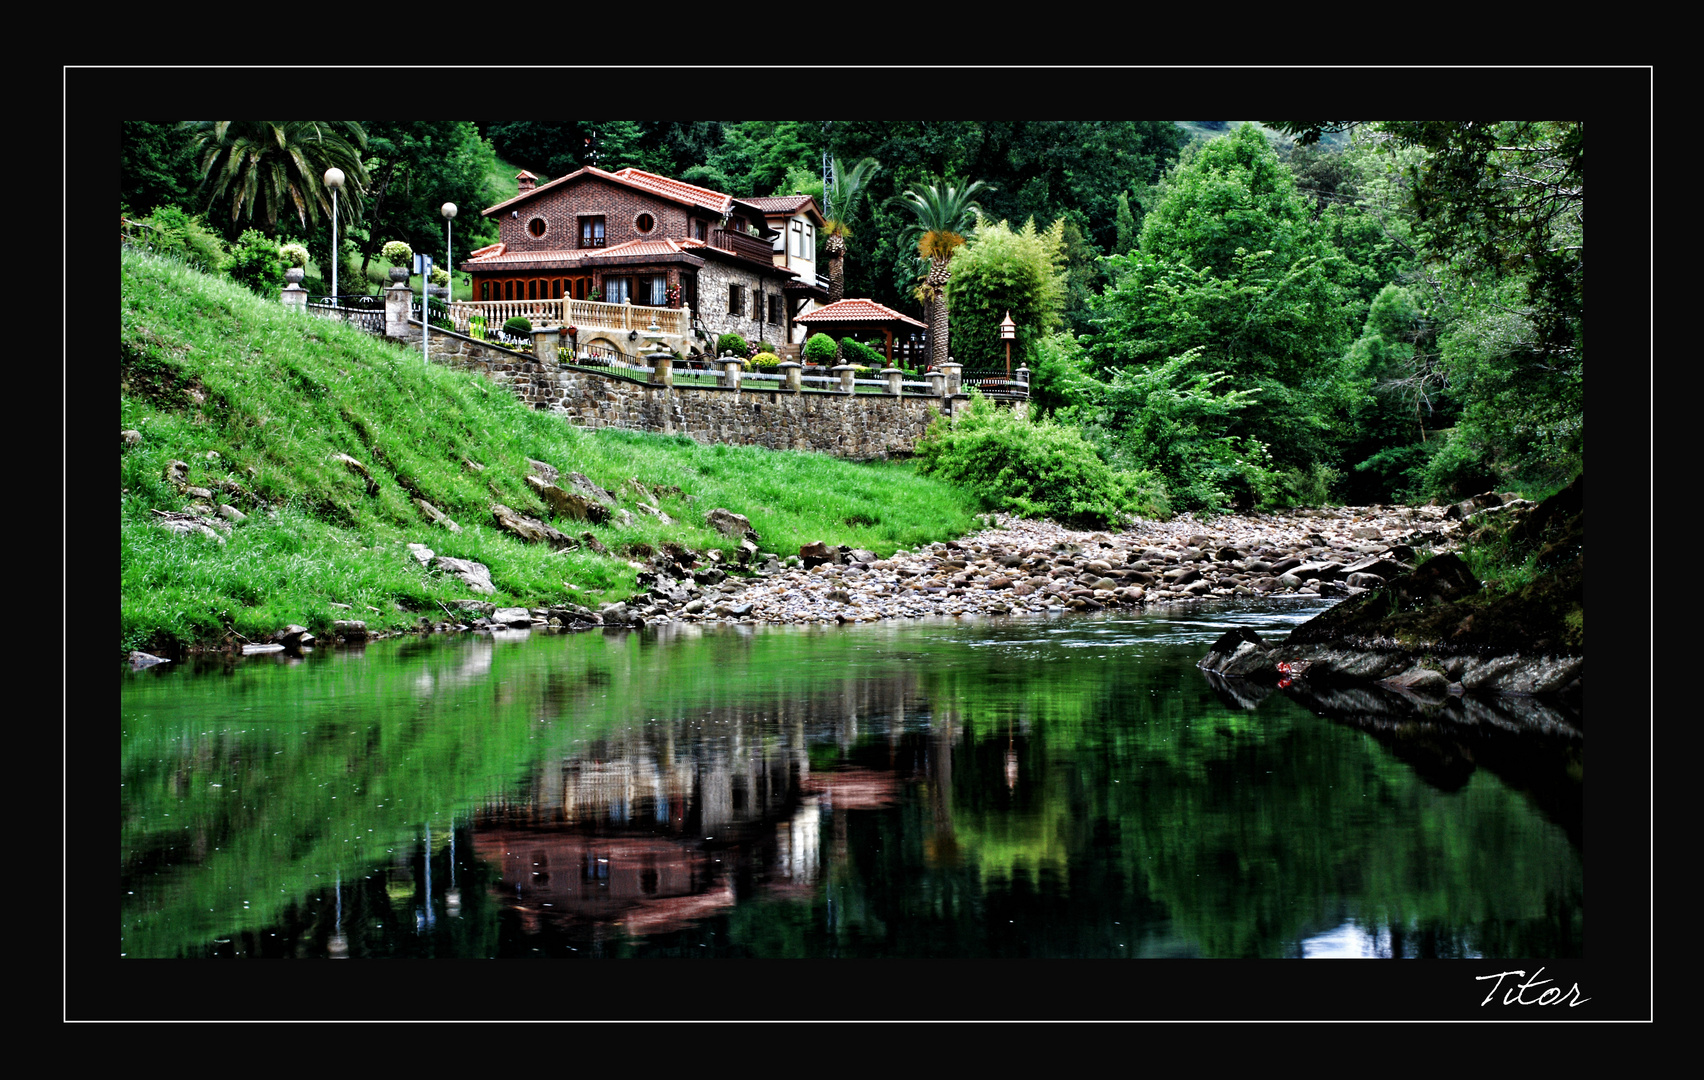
[1089,125,1356,473]
[354,121,500,281]
[892,180,990,368]
[187,121,369,238]
[821,157,880,303]
[944,216,1066,370]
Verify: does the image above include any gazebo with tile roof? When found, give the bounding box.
[794,298,929,367]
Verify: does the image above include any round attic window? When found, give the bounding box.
[527,217,547,238]
[635,212,655,234]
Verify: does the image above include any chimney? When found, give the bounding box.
[516,170,538,195]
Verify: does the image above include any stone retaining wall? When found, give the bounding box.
[395,324,957,459]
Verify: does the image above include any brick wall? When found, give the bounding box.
[497,176,693,254]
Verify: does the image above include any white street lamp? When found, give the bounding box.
[324,167,345,305]
[442,202,457,329]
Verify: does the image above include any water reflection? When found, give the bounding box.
[121,604,1582,960]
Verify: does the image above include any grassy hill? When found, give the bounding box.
[120,247,982,655]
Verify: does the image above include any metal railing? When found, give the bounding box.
[307,295,386,334]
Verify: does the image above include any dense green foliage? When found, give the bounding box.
[915,396,1167,527]
[1089,126,1357,477]
[120,247,981,653]
[944,216,1067,372]
[225,229,287,296]
[802,333,838,364]
[716,332,749,358]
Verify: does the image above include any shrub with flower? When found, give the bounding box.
[278,242,309,269]
[381,240,413,266]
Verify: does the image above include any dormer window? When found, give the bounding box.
[579,216,605,248]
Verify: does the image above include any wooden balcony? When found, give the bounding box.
[711,228,775,264]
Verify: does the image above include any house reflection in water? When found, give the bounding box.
[471,675,920,941]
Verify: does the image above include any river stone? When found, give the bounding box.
[434,556,496,595]
[333,619,369,639]
[242,643,285,655]
[129,651,170,668]
[799,541,833,569]
[492,607,533,627]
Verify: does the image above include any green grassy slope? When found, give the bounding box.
[120,247,982,655]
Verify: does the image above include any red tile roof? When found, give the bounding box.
[610,168,734,214]
[482,165,736,217]
[796,298,927,329]
[468,242,505,259]
[745,194,818,214]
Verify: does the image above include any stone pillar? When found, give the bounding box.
[1016,365,1030,386]
[940,360,962,396]
[832,364,856,394]
[881,368,904,395]
[778,360,802,392]
[385,282,414,338]
[722,357,743,390]
[927,370,946,397]
[532,327,559,366]
[648,351,674,387]
[280,283,307,314]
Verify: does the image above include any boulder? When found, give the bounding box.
[526,458,559,484]
[492,503,576,549]
[433,556,496,595]
[527,474,611,524]
[799,541,833,569]
[706,508,759,540]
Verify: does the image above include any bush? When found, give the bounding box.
[749,351,780,371]
[803,333,838,364]
[226,229,285,296]
[716,332,748,358]
[130,206,227,274]
[1084,348,1280,516]
[915,395,1163,528]
[840,338,885,367]
[502,316,533,336]
[381,240,413,265]
[278,242,309,269]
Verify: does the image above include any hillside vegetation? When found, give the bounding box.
[120,247,982,655]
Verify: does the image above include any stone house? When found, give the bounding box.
[462,167,826,355]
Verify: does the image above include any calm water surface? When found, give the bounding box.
[120,601,1582,960]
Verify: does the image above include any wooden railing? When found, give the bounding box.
[447,297,691,338]
[711,228,775,264]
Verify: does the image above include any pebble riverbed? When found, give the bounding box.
[613,504,1465,628]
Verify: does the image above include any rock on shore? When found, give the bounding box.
[1200,478,1583,698]
[617,503,1458,627]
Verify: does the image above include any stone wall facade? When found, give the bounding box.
[399,325,957,459]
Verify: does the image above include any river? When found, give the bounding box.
[120,599,1581,966]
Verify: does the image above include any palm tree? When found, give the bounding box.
[821,157,880,304]
[891,180,990,369]
[187,121,369,236]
